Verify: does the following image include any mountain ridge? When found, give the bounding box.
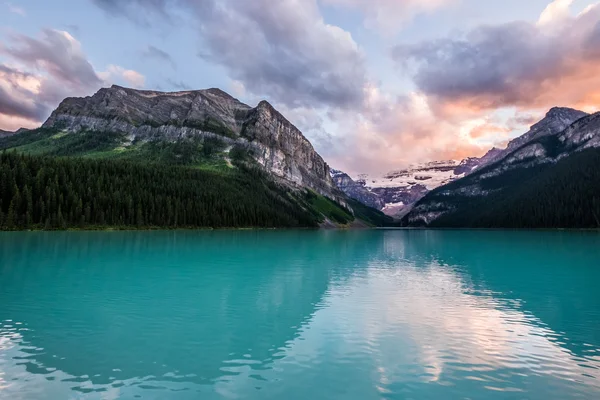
[331,106,594,221]
[404,108,600,227]
[41,85,345,204]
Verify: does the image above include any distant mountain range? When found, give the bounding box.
[331,148,503,218]
[403,107,600,228]
[331,106,599,228]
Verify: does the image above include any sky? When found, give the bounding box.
[1,0,600,174]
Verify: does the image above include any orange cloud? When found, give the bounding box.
[321,91,510,175]
[468,123,511,140]
[395,4,600,117]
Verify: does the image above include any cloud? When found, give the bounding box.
[228,80,246,98]
[99,65,146,88]
[0,65,44,121]
[0,29,105,129]
[143,45,176,69]
[321,0,453,35]
[393,3,600,115]
[6,2,26,16]
[312,90,509,175]
[0,29,146,131]
[538,0,574,26]
[3,29,102,92]
[86,0,537,175]
[91,0,367,110]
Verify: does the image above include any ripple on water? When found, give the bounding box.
[0,230,600,399]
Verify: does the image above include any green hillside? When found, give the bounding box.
[0,128,390,230]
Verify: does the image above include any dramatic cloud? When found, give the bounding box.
[143,45,176,69]
[91,0,367,110]
[313,90,510,175]
[0,65,45,121]
[0,29,145,130]
[322,0,453,34]
[393,3,600,115]
[0,29,104,129]
[3,29,102,93]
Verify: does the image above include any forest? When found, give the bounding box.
[0,151,328,230]
[422,148,600,228]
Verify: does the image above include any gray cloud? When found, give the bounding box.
[0,29,104,127]
[90,0,367,110]
[0,65,47,120]
[4,29,102,91]
[143,45,176,69]
[392,6,600,111]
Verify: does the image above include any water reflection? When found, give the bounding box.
[0,230,599,399]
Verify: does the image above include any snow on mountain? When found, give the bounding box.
[358,160,464,191]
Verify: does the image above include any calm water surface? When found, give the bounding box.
[0,230,599,399]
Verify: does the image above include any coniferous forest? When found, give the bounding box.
[424,148,600,228]
[0,151,325,230]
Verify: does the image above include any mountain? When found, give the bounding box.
[0,128,28,138]
[332,107,591,220]
[333,155,497,218]
[404,108,600,228]
[474,107,588,170]
[330,169,385,210]
[41,85,344,203]
[0,85,392,230]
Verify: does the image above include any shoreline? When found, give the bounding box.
[1,226,599,233]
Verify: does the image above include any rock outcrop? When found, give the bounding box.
[330,169,385,210]
[475,107,588,170]
[42,85,344,202]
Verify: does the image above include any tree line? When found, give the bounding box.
[0,152,320,230]
[426,148,600,228]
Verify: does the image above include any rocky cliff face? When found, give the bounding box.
[42,85,344,202]
[240,101,342,200]
[330,169,385,210]
[405,107,600,226]
[476,107,587,170]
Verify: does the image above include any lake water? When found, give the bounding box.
[0,230,599,399]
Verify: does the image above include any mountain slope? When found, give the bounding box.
[475,107,588,170]
[330,169,385,210]
[404,109,600,228]
[40,85,344,203]
[0,85,389,230]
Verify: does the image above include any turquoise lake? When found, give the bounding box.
[1,230,599,399]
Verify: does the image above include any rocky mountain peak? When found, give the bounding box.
[474,107,588,170]
[545,106,587,120]
[40,85,344,203]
